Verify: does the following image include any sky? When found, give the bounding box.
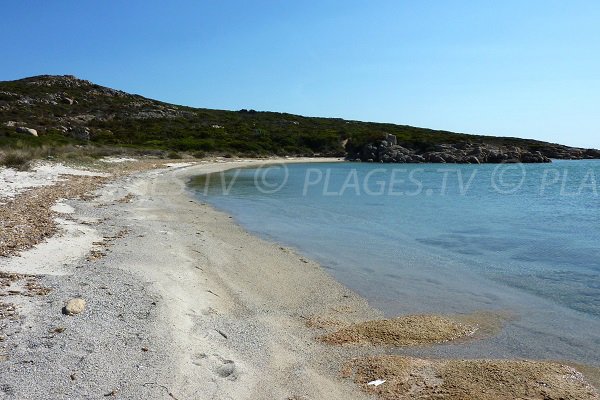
[1,1,599,148]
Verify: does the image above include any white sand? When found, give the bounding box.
[0,162,109,200]
[0,158,380,400]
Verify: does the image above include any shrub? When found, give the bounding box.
[0,150,35,171]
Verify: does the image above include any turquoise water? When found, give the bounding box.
[189,161,600,365]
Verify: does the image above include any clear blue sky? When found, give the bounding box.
[2,1,599,148]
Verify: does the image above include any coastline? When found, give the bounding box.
[0,158,383,399]
[1,158,599,399]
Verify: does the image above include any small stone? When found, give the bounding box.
[63,298,86,315]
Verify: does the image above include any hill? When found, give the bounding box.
[1,75,598,163]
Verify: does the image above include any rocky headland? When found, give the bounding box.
[346,133,600,164]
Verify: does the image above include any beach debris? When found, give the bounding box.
[343,355,600,400]
[0,175,108,257]
[0,273,51,298]
[63,298,86,315]
[87,249,107,261]
[320,314,475,346]
[367,379,386,386]
[216,329,228,339]
[117,193,135,203]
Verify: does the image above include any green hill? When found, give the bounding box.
[1,75,598,162]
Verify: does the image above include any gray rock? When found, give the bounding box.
[70,126,90,140]
[385,133,397,146]
[465,156,480,164]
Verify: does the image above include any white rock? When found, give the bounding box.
[16,126,38,136]
[64,298,86,315]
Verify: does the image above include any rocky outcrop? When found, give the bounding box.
[349,140,552,164]
[536,144,600,160]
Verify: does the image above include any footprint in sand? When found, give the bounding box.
[192,353,238,380]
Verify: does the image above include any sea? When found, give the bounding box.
[188,160,600,366]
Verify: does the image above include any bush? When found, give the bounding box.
[192,151,206,159]
[167,151,182,159]
[0,150,35,171]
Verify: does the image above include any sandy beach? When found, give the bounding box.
[1,158,598,400]
[0,158,385,399]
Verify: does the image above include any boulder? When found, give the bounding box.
[424,153,447,163]
[15,126,38,136]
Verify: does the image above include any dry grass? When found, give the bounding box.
[0,150,36,171]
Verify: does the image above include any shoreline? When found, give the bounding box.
[1,158,383,399]
[1,157,599,399]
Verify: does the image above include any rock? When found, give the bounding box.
[424,153,447,163]
[385,133,397,146]
[61,97,74,105]
[348,135,596,164]
[15,126,38,136]
[69,126,90,140]
[465,156,480,164]
[4,121,16,127]
[63,298,86,315]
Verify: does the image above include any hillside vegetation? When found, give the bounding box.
[1,75,598,162]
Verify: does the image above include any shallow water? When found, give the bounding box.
[189,160,600,365]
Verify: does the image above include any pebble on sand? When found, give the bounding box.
[63,298,86,315]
